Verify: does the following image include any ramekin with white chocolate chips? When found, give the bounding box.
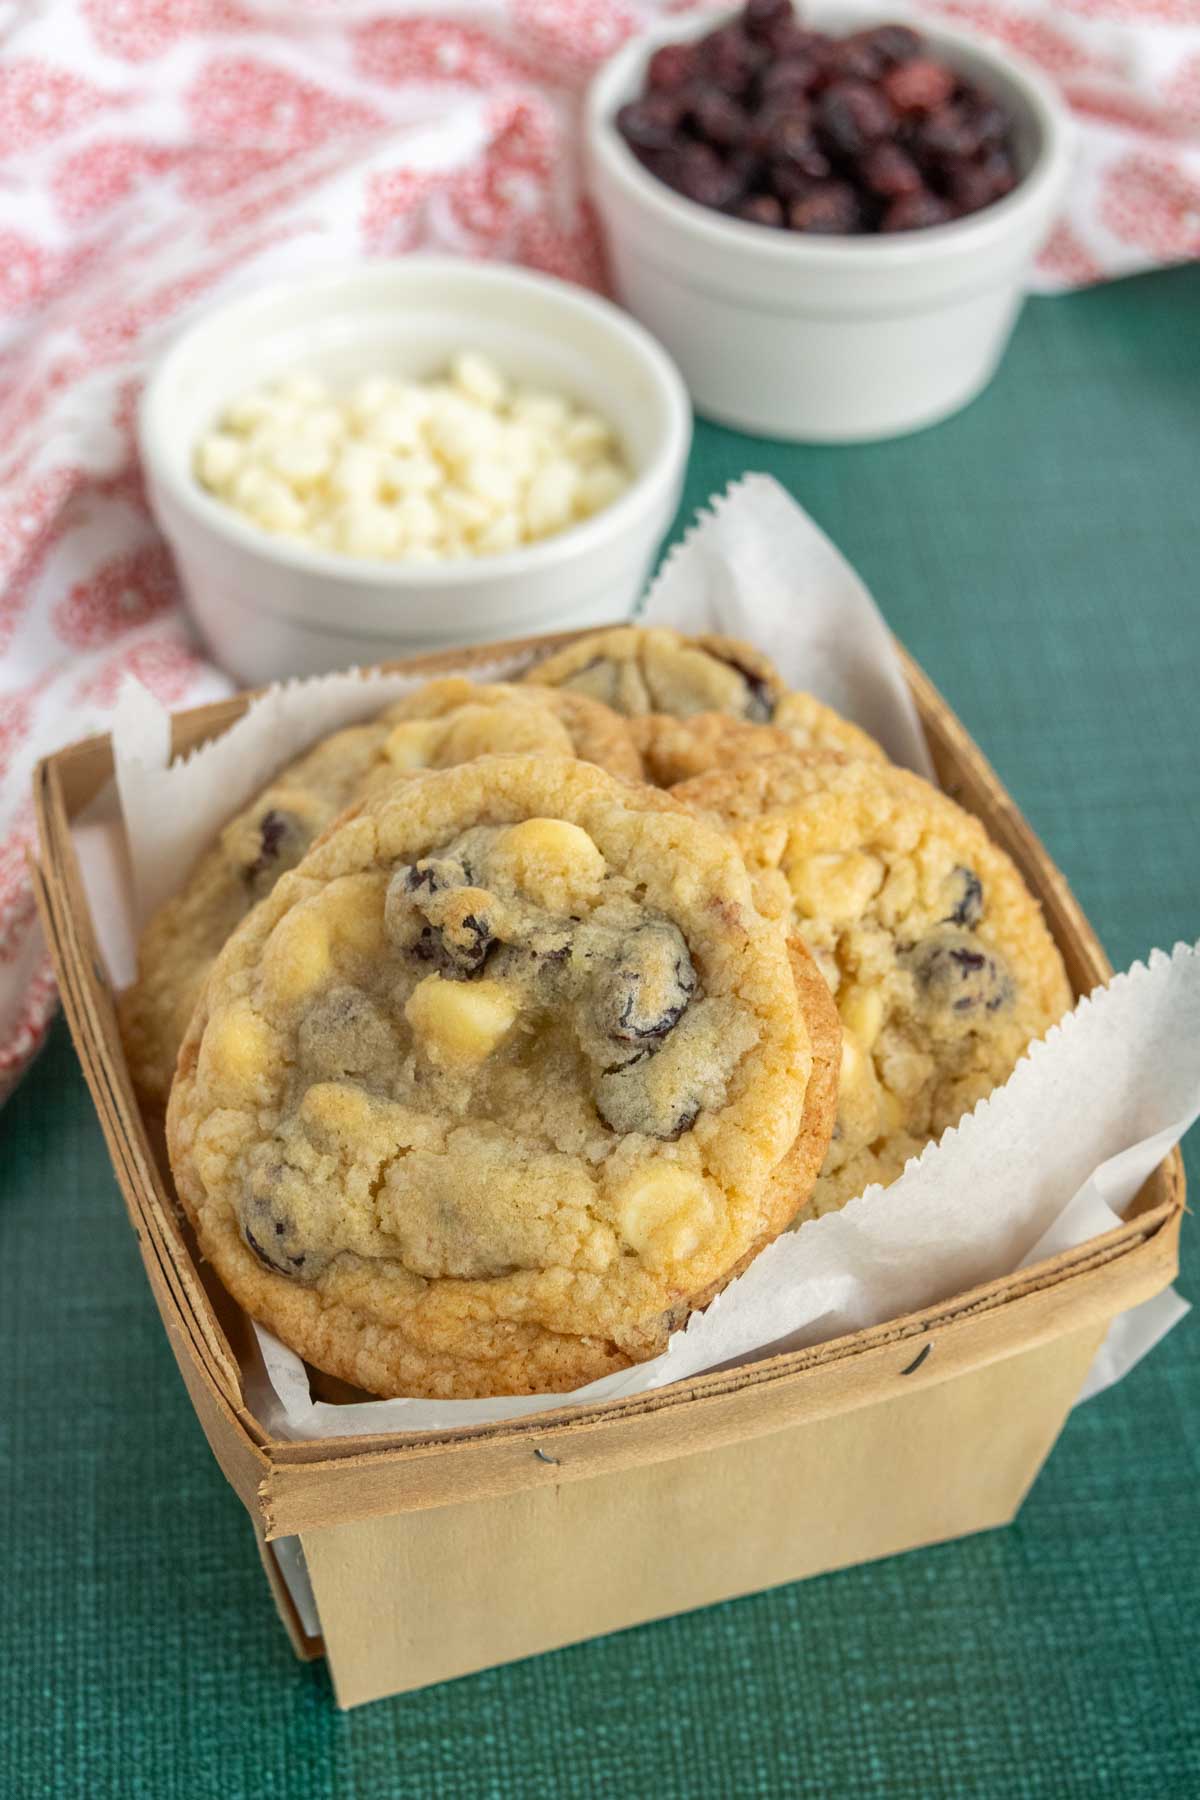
[165,755,838,1400]
[673,752,1073,1220]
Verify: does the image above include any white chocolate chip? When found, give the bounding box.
[404,974,518,1068]
[232,466,305,533]
[616,1165,717,1268]
[451,349,507,411]
[524,461,577,537]
[838,982,885,1050]
[788,851,885,923]
[331,444,384,504]
[490,817,606,912]
[195,432,242,491]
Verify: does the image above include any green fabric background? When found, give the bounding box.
[3,264,1198,1799]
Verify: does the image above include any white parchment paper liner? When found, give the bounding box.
[79,475,1191,1442]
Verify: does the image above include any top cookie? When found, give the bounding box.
[166,756,831,1399]
[525,626,886,773]
[674,754,1073,1219]
[524,626,786,721]
[119,678,640,1103]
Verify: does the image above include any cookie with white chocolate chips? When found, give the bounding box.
[630,705,882,788]
[166,756,836,1400]
[673,754,1072,1221]
[119,678,640,1104]
[524,625,786,721]
[525,626,886,772]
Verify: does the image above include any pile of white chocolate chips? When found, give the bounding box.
[194,353,631,562]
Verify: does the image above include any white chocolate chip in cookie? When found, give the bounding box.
[615,1165,717,1269]
[404,973,518,1068]
[837,1028,883,1143]
[321,872,389,959]
[838,982,884,1051]
[787,850,884,922]
[260,902,332,1004]
[489,817,606,912]
[877,1085,906,1135]
[441,706,573,764]
[385,720,444,770]
[198,999,276,1100]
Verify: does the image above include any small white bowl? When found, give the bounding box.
[586,5,1072,442]
[140,259,691,685]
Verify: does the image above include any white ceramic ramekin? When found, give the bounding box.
[140,259,691,685]
[586,5,1072,442]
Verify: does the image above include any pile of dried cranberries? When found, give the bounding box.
[615,1,1020,234]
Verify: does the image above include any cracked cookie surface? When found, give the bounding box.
[631,706,881,787]
[674,754,1072,1220]
[524,625,786,721]
[166,755,832,1399]
[119,679,640,1103]
[524,626,885,772]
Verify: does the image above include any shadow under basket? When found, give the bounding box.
[33,629,1183,1710]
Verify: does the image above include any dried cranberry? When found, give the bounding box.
[664,141,746,210]
[942,866,984,929]
[881,189,953,231]
[916,102,984,161]
[761,17,827,60]
[753,100,815,159]
[967,97,1012,151]
[864,24,922,66]
[816,80,895,157]
[245,808,307,886]
[742,0,791,39]
[906,930,1013,1015]
[646,42,698,93]
[616,94,682,153]
[859,141,923,198]
[979,146,1018,198]
[699,24,764,97]
[883,57,957,113]
[727,146,765,190]
[946,160,999,215]
[736,192,785,227]
[833,32,890,83]
[788,181,862,233]
[687,83,749,149]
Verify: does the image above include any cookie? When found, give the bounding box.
[166,755,836,1399]
[526,625,886,770]
[771,691,887,765]
[119,679,641,1103]
[524,625,786,721]
[673,753,1072,1220]
[631,704,881,787]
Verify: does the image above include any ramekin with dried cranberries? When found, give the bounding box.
[587,4,1071,441]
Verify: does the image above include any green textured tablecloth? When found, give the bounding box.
[3,264,1198,1798]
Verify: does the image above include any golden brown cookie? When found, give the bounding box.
[771,691,887,764]
[523,625,785,721]
[674,753,1072,1221]
[119,679,640,1103]
[166,755,836,1399]
[630,701,882,787]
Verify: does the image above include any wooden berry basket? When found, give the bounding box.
[32,629,1183,1710]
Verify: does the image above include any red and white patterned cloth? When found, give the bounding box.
[1,0,1197,1099]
